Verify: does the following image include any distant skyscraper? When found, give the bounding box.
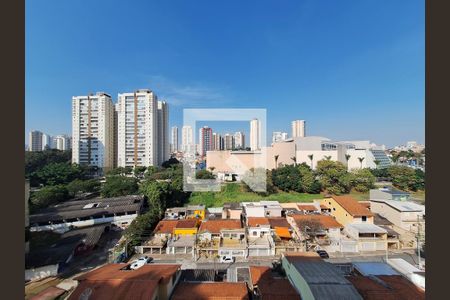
[117,89,158,167]
[182,125,194,153]
[250,119,261,151]
[28,130,43,151]
[171,126,179,153]
[224,133,234,150]
[72,92,114,170]
[272,131,288,143]
[199,126,213,156]
[42,133,53,150]
[234,132,245,149]
[212,133,223,150]
[53,135,71,151]
[292,120,305,138]
[157,101,169,165]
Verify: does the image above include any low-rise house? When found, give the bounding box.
[29,195,144,233]
[374,213,400,249]
[186,205,206,220]
[344,223,388,252]
[282,252,363,300]
[297,203,320,214]
[68,264,182,300]
[268,217,303,254]
[138,220,178,254]
[173,219,198,237]
[222,202,243,219]
[171,282,249,300]
[322,195,374,226]
[218,228,248,260]
[196,219,242,259]
[206,207,223,219]
[242,201,283,217]
[249,266,300,299]
[165,205,206,220]
[165,207,187,219]
[166,235,196,257]
[246,218,275,257]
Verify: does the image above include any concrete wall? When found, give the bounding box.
[370,201,424,232]
[25,264,59,281]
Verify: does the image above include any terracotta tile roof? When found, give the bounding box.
[30,286,66,300]
[347,275,425,300]
[332,195,374,217]
[199,219,242,234]
[250,266,301,299]
[297,204,317,211]
[175,219,198,228]
[247,217,270,227]
[275,227,292,239]
[171,282,249,300]
[291,214,343,229]
[284,252,322,263]
[153,220,178,234]
[359,201,371,209]
[320,204,329,209]
[268,217,290,229]
[70,264,181,300]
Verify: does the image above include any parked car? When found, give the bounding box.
[129,256,153,270]
[220,256,234,263]
[316,250,329,259]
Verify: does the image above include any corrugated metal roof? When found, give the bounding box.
[353,262,399,276]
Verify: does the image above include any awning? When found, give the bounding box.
[274,227,291,239]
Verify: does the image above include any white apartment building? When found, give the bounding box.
[250,118,261,151]
[224,133,234,150]
[171,126,179,153]
[72,92,114,170]
[116,89,158,167]
[42,133,53,150]
[53,135,71,151]
[234,131,245,149]
[212,132,223,151]
[272,131,288,143]
[181,125,194,153]
[291,120,305,138]
[28,130,43,151]
[157,101,169,165]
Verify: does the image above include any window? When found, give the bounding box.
[362,216,367,222]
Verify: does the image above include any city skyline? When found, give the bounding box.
[26,1,424,147]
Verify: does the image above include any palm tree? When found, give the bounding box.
[324,155,332,161]
[345,154,351,163]
[358,157,365,169]
[274,155,279,169]
[209,166,216,172]
[307,154,314,169]
[291,156,297,167]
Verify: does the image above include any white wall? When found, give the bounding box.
[296,150,339,169]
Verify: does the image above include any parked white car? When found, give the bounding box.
[220,255,234,263]
[129,256,152,270]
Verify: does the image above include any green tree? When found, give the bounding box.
[133,166,147,178]
[30,185,69,209]
[291,156,297,167]
[357,157,365,169]
[30,162,84,186]
[274,155,279,169]
[351,168,376,192]
[387,165,418,191]
[162,157,180,168]
[315,160,352,195]
[140,180,172,217]
[124,210,160,248]
[25,149,72,177]
[307,154,314,169]
[196,170,216,179]
[101,176,139,197]
[66,179,101,196]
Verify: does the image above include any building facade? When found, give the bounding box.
[224,133,234,150]
[72,92,114,170]
[272,131,288,143]
[291,120,305,138]
[116,89,158,167]
[53,135,71,151]
[157,101,169,165]
[199,126,213,156]
[171,126,179,153]
[234,131,245,149]
[181,125,194,153]
[250,118,261,151]
[28,130,43,151]
[212,132,223,150]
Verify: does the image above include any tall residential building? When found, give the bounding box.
[53,135,71,151]
[113,103,119,168]
[272,131,288,143]
[117,89,158,167]
[292,120,306,138]
[171,126,179,153]
[157,101,169,165]
[28,130,43,151]
[234,132,245,149]
[199,126,213,156]
[224,133,234,150]
[72,92,114,170]
[212,133,223,150]
[181,125,194,153]
[42,133,53,150]
[250,119,261,151]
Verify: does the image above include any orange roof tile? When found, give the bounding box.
[199,219,242,234]
[284,252,322,262]
[291,214,343,229]
[175,219,198,228]
[332,195,374,217]
[153,220,178,234]
[297,204,317,211]
[348,275,425,300]
[247,217,270,227]
[250,266,301,300]
[171,282,249,300]
[268,217,290,229]
[275,227,292,239]
[359,201,371,209]
[70,264,181,300]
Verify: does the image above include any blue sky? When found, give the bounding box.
[26,0,424,147]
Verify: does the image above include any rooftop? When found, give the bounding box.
[247,217,270,227]
[297,204,318,211]
[171,282,249,300]
[352,262,399,276]
[153,220,178,234]
[199,219,242,234]
[332,195,374,217]
[374,187,410,196]
[291,214,343,229]
[30,195,144,225]
[168,235,196,247]
[373,213,394,226]
[268,217,291,228]
[175,219,198,229]
[370,199,425,213]
[345,223,388,234]
[250,266,300,299]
